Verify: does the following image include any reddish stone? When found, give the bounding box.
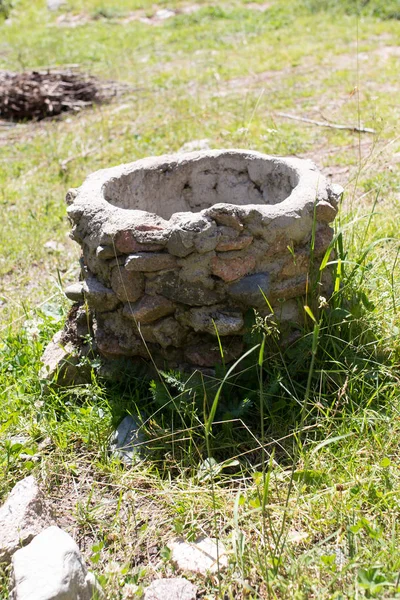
[211,255,256,282]
[123,295,176,324]
[110,267,144,302]
[125,252,177,272]
[114,230,164,254]
[216,235,253,252]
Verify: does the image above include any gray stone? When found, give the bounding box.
[83,275,120,311]
[146,271,225,306]
[64,283,84,302]
[110,415,145,465]
[39,331,90,386]
[0,476,53,564]
[125,252,177,272]
[10,526,102,600]
[228,272,271,308]
[169,536,228,575]
[179,306,244,336]
[123,294,176,324]
[144,578,197,600]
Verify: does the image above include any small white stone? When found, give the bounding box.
[170,536,228,574]
[179,139,211,153]
[144,578,197,600]
[155,8,175,20]
[11,526,103,600]
[0,476,53,564]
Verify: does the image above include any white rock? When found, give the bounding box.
[170,536,228,574]
[11,526,102,600]
[144,578,197,600]
[155,8,175,20]
[0,476,53,564]
[179,139,211,153]
[47,0,66,10]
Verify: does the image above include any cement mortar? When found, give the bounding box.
[58,150,342,372]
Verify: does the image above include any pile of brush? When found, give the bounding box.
[0,67,125,121]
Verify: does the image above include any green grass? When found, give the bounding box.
[1,0,400,598]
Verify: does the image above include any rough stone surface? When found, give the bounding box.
[144,578,197,600]
[0,477,53,564]
[110,415,145,464]
[125,252,177,272]
[52,149,341,373]
[170,537,228,574]
[10,526,102,600]
[110,266,144,302]
[39,330,91,386]
[123,294,176,324]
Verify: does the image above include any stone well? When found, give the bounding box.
[61,149,342,371]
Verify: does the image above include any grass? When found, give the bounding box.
[1,0,400,598]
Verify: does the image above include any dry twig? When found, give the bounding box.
[276,112,376,134]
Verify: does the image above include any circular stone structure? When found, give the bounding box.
[62,149,342,370]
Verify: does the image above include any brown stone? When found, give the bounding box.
[206,207,244,231]
[270,275,308,302]
[279,251,310,279]
[216,234,253,252]
[114,230,164,254]
[314,225,334,256]
[211,255,256,282]
[123,295,176,324]
[316,200,337,224]
[125,253,177,272]
[110,267,144,302]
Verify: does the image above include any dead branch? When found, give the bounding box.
[276,112,376,134]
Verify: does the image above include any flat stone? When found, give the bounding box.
[64,282,84,302]
[0,477,53,564]
[114,230,165,254]
[10,526,103,600]
[125,253,177,272]
[83,275,120,311]
[279,251,310,279]
[110,267,144,302]
[184,338,243,367]
[146,271,225,306]
[144,578,197,600]
[216,234,253,252]
[180,306,244,336]
[228,272,270,308]
[123,295,176,324]
[169,537,228,575]
[110,415,145,465]
[211,255,256,282]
